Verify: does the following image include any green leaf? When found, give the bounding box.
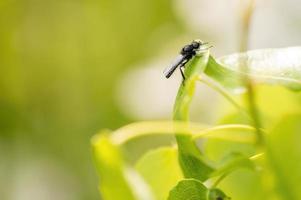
[167,179,208,200]
[92,132,154,200]
[135,147,183,200]
[205,47,301,91]
[205,56,243,92]
[266,114,301,200]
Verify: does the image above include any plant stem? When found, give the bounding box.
[110,121,257,145]
[111,120,207,145]
[239,0,264,146]
[210,152,264,188]
[246,83,264,145]
[192,124,257,143]
[173,52,214,181]
[211,173,229,188]
[239,0,255,52]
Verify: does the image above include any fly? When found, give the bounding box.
[164,39,211,81]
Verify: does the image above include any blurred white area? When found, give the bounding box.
[116,0,300,121]
[115,56,230,123]
[174,0,301,54]
[115,59,180,120]
[249,0,301,48]
[174,0,240,56]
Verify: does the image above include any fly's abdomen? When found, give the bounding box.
[164,55,187,78]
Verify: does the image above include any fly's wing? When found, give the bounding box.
[164,54,187,78]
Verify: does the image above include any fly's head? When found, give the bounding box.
[180,39,211,56]
[192,39,211,56]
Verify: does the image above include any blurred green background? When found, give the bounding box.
[0,0,300,199]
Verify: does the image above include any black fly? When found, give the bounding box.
[164,39,210,81]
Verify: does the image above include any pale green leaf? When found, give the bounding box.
[205,47,301,91]
[266,114,301,200]
[92,132,154,200]
[135,147,183,200]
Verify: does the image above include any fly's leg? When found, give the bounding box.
[178,58,189,85]
[179,66,185,81]
[178,64,187,86]
[177,58,189,85]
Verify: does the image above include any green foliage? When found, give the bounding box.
[167,179,207,200]
[92,131,154,200]
[205,47,301,91]
[173,52,214,181]
[208,188,230,200]
[266,115,301,199]
[92,132,140,200]
[135,147,183,200]
[92,46,301,200]
[210,153,255,178]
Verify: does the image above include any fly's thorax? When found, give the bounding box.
[180,39,208,56]
[181,44,194,55]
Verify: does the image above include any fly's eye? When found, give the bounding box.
[192,42,200,48]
